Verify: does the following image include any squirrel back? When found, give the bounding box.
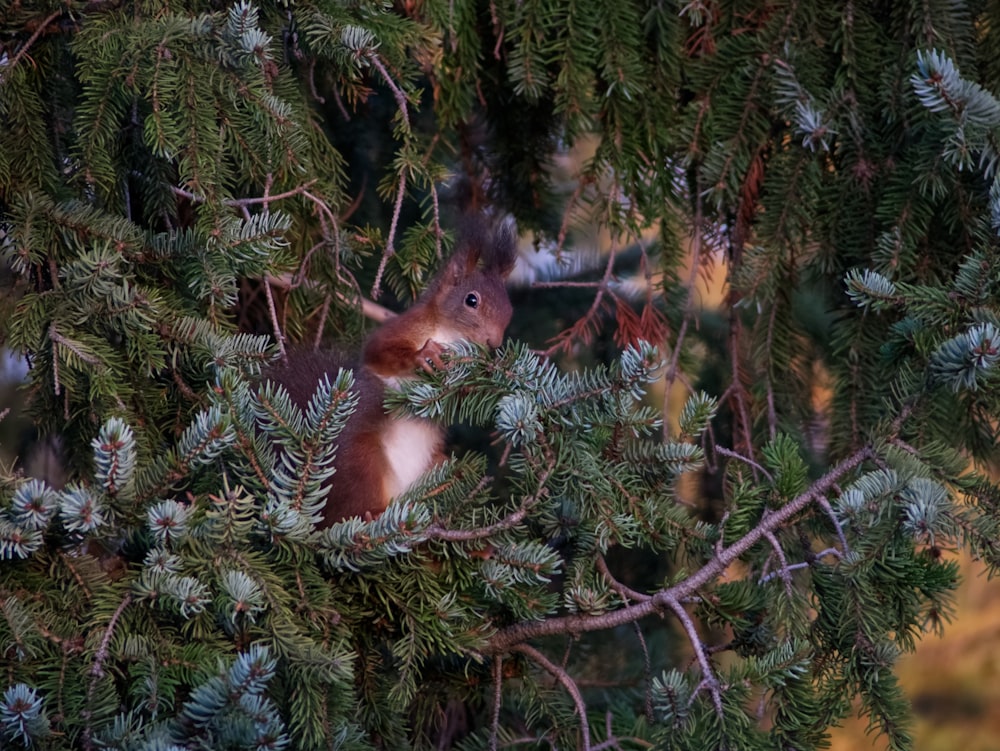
[266,217,518,525]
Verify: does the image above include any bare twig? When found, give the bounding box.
[663,188,706,437]
[513,643,592,750]
[263,278,286,359]
[361,297,396,323]
[429,180,444,259]
[664,595,723,716]
[762,529,794,599]
[426,461,555,542]
[544,242,619,357]
[81,593,133,751]
[365,51,412,299]
[555,180,587,257]
[171,180,317,207]
[633,621,655,723]
[1,10,62,83]
[309,295,330,351]
[49,325,101,366]
[595,554,651,603]
[489,654,503,751]
[714,446,774,483]
[372,169,406,299]
[816,494,850,554]
[532,280,605,289]
[760,547,842,584]
[367,53,411,131]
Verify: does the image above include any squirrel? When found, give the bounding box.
[266,216,518,526]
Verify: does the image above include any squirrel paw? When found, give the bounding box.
[416,339,446,373]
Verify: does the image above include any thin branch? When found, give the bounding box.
[663,188,706,438]
[760,547,842,584]
[364,51,413,300]
[430,180,444,259]
[312,295,331,350]
[1,10,62,83]
[762,529,794,599]
[664,595,723,716]
[372,169,407,299]
[633,621,655,724]
[595,554,651,603]
[290,243,327,288]
[555,180,587,257]
[489,654,503,751]
[367,53,411,131]
[513,643,592,750]
[816,494,850,554]
[532,280,605,289]
[714,446,774,483]
[262,172,274,213]
[171,180,317,207]
[49,325,102,366]
[427,462,555,542]
[81,593,133,751]
[361,297,395,323]
[263,278,286,359]
[544,242,619,356]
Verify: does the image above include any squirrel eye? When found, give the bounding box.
[465,292,480,308]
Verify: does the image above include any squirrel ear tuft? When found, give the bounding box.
[445,212,518,280]
[488,215,518,278]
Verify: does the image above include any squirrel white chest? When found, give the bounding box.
[380,416,443,499]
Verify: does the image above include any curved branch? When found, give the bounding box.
[664,596,723,715]
[512,643,592,750]
[595,554,650,603]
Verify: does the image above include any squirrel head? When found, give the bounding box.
[429,216,518,348]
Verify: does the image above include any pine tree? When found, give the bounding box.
[1,1,1000,750]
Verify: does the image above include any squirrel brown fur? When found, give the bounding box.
[266,217,518,526]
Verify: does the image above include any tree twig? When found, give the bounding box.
[81,593,133,751]
[762,529,794,599]
[663,188,706,437]
[545,243,619,356]
[513,643,592,750]
[171,180,317,207]
[664,595,723,716]
[371,169,406,299]
[426,461,555,542]
[714,446,774,483]
[1,10,62,84]
[263,277,286,359]
[489,654,503,751]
